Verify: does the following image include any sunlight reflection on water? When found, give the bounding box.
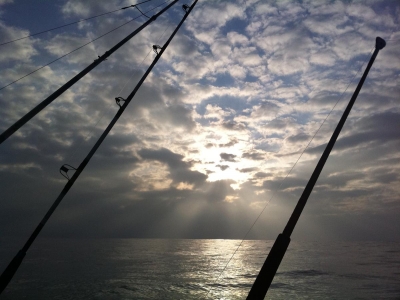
[1,238,400,299]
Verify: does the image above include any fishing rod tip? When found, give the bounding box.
[376,37,386,50]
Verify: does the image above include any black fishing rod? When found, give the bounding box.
[0,0,178,145]
[247,37,386,300]
[0,0,153,47]
[0,0,198,294]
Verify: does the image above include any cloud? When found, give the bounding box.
[189,2,245,31]
[1,0,400,243]
[331,31,371,61]
[249,100,280,120]
[303,111,400,156]
[218,138,238,147]
[0,0,13,6]
[61,0,118,17]
[0,22,37,63]
[203,179,236,203]
[238,167,258,173]
[286,132,310,144]
[138,147,207,187]
[221,120,246,131]
[220,152,236,162]
[254,171,271,178]
[242,151,265,161]
[44,34,97,64]
[227,31,249,46]
[204,104,231,120]
[216,164,229,171]
[309,50,338,66]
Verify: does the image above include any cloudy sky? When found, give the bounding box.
[0,0,399,244]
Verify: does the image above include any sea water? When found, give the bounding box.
[1,239,399,299]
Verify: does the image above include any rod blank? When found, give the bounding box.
[0,0,178,145]
[247,37,386,300]
[0,0,198,294]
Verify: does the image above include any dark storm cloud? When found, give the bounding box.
[160,80,187,104]
[286,132,310,144]
[1,0,400,244]
[242,151,265,160]
[216,164,229,171]
[261,178,284,192]
[203,179,236,203]
[238,167,258,173]
[218,138,238,148]
[324,171,366,188]
[119,77,197,132]
[205,142,214,148]
[0,148,234,239]
[138,147,185,168]
[220,152,236,162]
[221,120,246,131]
[37,179,247,239]
[98,132,140,152]
[264,118,292,131]
[255,172,272,178]
[138,147,207,186]
[305,111,400,156]
[356,111,400,133]
[368,170,398,184]
[160,103,196,131]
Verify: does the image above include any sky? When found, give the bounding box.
[0,0,399,243]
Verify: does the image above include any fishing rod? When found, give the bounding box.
[247,37,386,300]
[0,0,179,145]
[0,0,153,47]
[0,0,198,294]
[0,1,172,93]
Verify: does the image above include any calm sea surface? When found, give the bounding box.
[1,238,399,299]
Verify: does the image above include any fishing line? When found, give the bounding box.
[111,5,180,126]
[202,6,378,291]
[385,20,400,41]
[72,9,171,152]
[116,17,173,97]
[0,2,198,292]
[0,0,155,47]
[62,7,174,169]
[204,46,374,299]
[0,0,171,92]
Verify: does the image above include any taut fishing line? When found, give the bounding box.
[113,4,179,138]
[0,0,156,47]
[0,0,171,92]
[204,46,374,299]
[61,0,174,169]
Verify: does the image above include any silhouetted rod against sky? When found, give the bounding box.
[0,0,178,145]
[0,0,153,46]
[0,1,198,294]
[246,37,386,300]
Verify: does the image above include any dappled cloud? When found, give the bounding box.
[0,0,399,240]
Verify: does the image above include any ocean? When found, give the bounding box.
[1,238,399,299]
